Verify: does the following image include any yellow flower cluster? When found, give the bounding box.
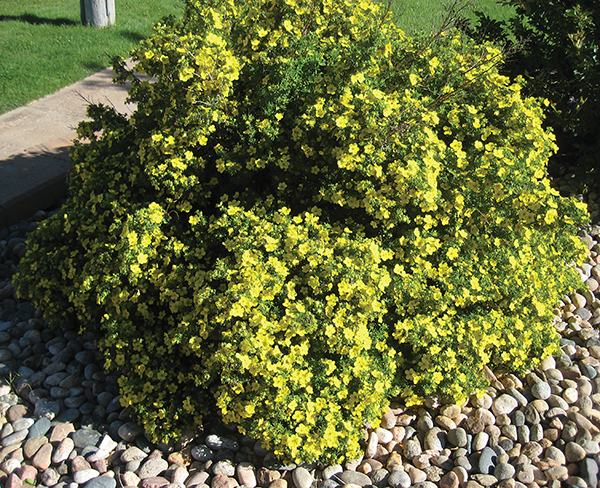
[14,0,589,464]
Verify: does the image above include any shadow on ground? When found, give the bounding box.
[0,147,70,228]
[0,14,79,27]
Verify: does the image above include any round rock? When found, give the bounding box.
[338,471,371,487]
[491,395,519,416]
[565,441,587,462]
[138,457,169,479]
[292,467,313,488]
[531,382,552,400]
[388,470,411,488]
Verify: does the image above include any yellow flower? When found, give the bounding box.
[335,115,348,128]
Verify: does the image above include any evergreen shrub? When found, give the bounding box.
[463,0,600,181]
[15,0,590,463]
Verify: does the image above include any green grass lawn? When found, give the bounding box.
[0,0,185,114]
[0,0,513,115]
[389,0,515,36]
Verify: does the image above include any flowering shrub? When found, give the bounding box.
[15,0,589,463]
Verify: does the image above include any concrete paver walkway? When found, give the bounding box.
[0,64,136,228]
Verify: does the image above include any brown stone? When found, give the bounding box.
[544,466,569,481]
[0,445,20,464]
[544,428,560,441]
[15,465,38,482]
[496,480,515,488]
[171,465,189,484]
[461,416,485,435]
[121,471,141,487]
[391,427,405,443]
[23,436,48,459]
[185,471,209,486]
[6,405,28,423]
[386,451,403,471]
[141,476,170,488]
[381,408,397,430]
[212,474,239,488]
[439,471,459,488]
[168,451,187,465]
[8,448,23,462]
[385,440,398,453]
[373,444,389,461]
[30,443,52,471]
[269,480,287,488]
[396,414,416,426]
[48,423,75,443]
[5,473,22,488]
[256,468,280,487]
[71,455,92,471]
[92,458,108,474]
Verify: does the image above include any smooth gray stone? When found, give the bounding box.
[83,476,117,488]
[28,371,46,389]
[494,462,515,480]
[531,381,552,400]
[97,391,114,407]
[478,446,497,475]
[55,408,81,423]
[80,402,95,415]
[424,427,445,451]
[454,455,473,472]
[206,434,239,451]
[338,471,372,487]
[12,417,34,432]
[1,428,29,447]
[292,467,314,488]
[108,421,124,441]
[581,363,598,379]
[581,458,599,488]
[106,395,122,414]
[512,410,526,427]
[84,363,100,381]
[447,428,468,447]
[370,468,389,488]
[52,346,75,363]
[43,361,66,375]
[59,374,80,389]
[50,387,70,399]
[44,371,69,386]
[318,480,340,488]
[138,457,169,479]
[76,350,97,365]
[192,444,214,461]
[36,399,60,419]
[72,428,101,449]
[28,416,51,438]
[17,365,34,378]
[508,387,528,407]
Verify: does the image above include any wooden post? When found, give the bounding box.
[81,0,116,28]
